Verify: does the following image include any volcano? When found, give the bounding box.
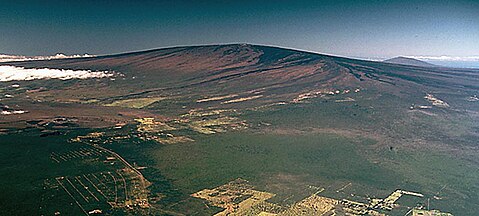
[0,44,478,215]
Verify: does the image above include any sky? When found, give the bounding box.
[0,0,478,65]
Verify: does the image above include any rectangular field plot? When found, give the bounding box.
[50,147,105,163]
[50,169,149,215]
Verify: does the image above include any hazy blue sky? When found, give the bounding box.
[1,0,478,60]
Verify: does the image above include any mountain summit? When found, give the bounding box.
[1,43,475,122]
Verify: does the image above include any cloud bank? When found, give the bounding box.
[0,66,116,82]
[0,53,95,63]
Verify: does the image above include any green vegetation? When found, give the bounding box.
[0,130,92,215]
[0,129,150,215]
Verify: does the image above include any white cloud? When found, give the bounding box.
[405,56,479,62]
[0,53,95,63]
[0,66,116,82]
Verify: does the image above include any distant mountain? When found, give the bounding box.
[384,56,437,67]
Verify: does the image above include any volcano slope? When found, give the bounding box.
[0,44,478,215]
